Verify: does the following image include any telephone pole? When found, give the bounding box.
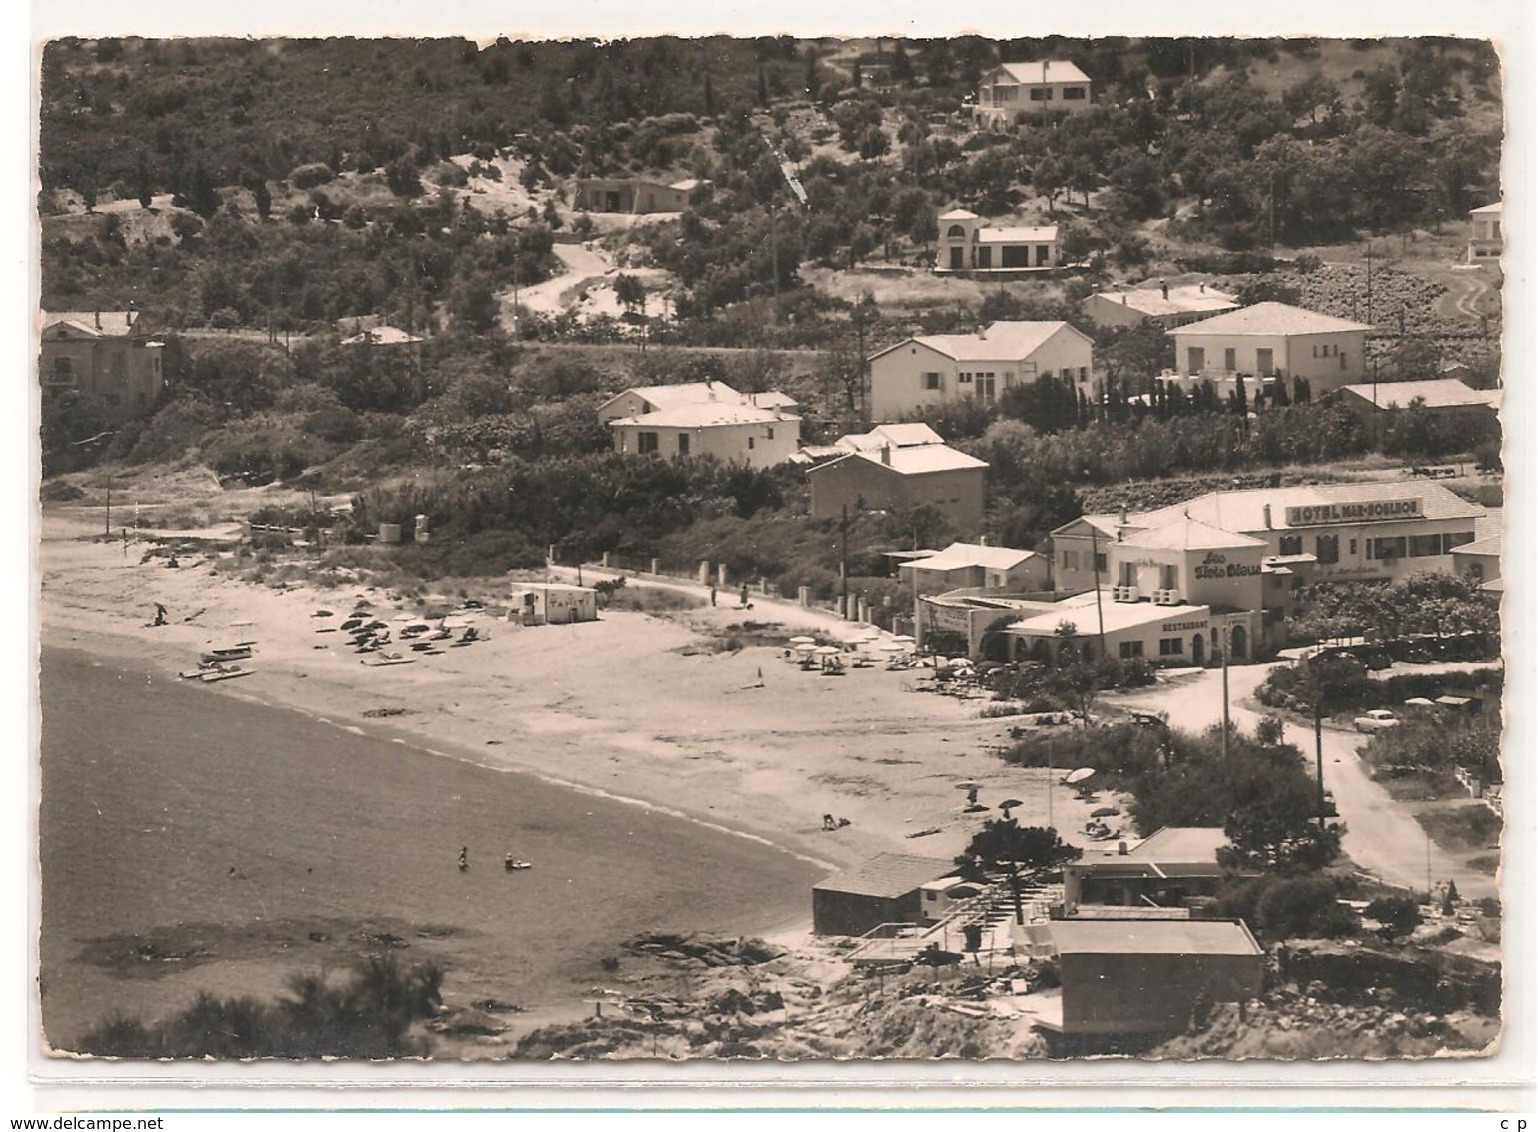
[839,505,850,619]
[1090,524,1106,659]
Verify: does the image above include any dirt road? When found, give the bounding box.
[1119,664,1497,899]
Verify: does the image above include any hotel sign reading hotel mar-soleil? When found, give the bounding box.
[1284,499,1423,526]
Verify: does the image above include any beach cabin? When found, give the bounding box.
[812,853,955,937]
[510,583,598,626]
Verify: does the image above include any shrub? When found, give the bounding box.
[289,163,336,190]
[1364,895,1422,939]
[1222,875,1357,941]
[75,953,443,1058]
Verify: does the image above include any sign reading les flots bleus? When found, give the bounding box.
[1284,499,1423,526]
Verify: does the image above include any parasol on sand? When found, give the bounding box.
[1091,806,1119,818]
[1064,767,1096,785]
[954,780,982,792]
[813,645,842,656]
[999,798,1025,817]
[892,634,916,643]
[789,636,816,645]
[794,642,818,652]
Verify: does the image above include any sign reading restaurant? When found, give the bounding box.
[1284,499,1423,526]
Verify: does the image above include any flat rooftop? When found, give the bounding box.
[1046,918,1262,957]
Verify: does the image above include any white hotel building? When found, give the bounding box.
[915,480,1486,662]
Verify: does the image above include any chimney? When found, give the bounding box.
[978,535,989,547]
[1121,293,1128,305]
[1199,282,1206,294]
[1117,840,1128,856]
[1119,505,1128,525]
[94,310,101,330]
[1160,279,1169,301]
[1263,504,1273,530]
[880,444,892,466]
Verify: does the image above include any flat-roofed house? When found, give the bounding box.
[1167,302,1373,397]
[1026,919,1265,1043]
[1082,283,1239,329]
[806,441,988,532]
[936,209,1061,275]
[1062,827,1234,914]
[868,320,1095,420]
[1468,201,1503,263]
[572,177,700,214]
[40,309,165,423]
[812,853,956,937]
[974,61,1093,127]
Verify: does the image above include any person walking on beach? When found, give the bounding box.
[458,847,469,872]
[152,602,168,627]
[709,584,717,607]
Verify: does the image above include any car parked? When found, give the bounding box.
[1353,709,1401,733]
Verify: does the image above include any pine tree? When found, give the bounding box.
[703,72,716,116]
[135,155,153,209]
[189,161,221,219]
[756,67,769,105]
[852,61,863,88]
[251,177,272,221]
[804,46,820,97]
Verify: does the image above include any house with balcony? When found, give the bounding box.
[898,541,1049,597]
[1467,201,1502,264]
[973,61,1092,127]
[1166,302,1373,398]
[936,209,1061,275]
[867,320,1094,421]
[40,310,165,423]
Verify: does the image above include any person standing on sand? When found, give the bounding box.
[458,847,469,872]
[151,603,168,627]
[709,584,717,607]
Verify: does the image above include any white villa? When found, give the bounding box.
[973,61,1093,127]
[867,321,1095,421]
[1166,302,1373,397]
[936,209,1060,274]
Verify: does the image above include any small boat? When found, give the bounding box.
[201,646,253,664]
[362,655,415,667]
[200,665,252,682]
[504,859,533,871]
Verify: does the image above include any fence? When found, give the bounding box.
[574,550,903,629]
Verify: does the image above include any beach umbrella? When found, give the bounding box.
[879,642,907,652]
[999,798,1024,814]
[1091,806,1119,818]
[892,634,916,643]
[788,636,816,645]
[813,645,841,656]
[1064,767,1096,785]
[795,642,818,652]
[954,780,982,791]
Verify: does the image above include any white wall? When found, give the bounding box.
[869,328,1094,420]
[1171,329,1366,393]
[610,419,799,469]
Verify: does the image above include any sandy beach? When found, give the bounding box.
[39,512,1124,877]
[38,508,1134,1049]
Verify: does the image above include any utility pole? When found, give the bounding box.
[1365,241,1375,327]
[104,475,112,536]
[1090,524,1106,659]
[1312,664,1327,829]
[839,505,850,619]
[768,204,780,326]
[1268,168,1276,248]
[1220,622,1231,760]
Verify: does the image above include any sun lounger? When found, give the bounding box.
[362,655,415,667]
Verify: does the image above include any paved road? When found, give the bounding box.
[1119,663,1496,899]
